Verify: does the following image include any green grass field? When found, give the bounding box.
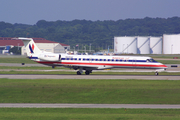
[0,78,180,104]
[0,108,180,120]
[156,60,180,64]
[1,56,180,119]
[0,57,36,64]
[0,66,68,70]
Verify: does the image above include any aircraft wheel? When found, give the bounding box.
[85,71,90,75]
[155,72,159,76]
[77,71,81,75]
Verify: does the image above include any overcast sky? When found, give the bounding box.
[1,0,180,25]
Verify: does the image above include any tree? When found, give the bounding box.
[1,17,180,52]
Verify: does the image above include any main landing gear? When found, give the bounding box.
[77,69,92,75]
[85,70,90,75]
[77,71,81,75]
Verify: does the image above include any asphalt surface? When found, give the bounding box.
[1,103,180,109]
[0,74,180,80]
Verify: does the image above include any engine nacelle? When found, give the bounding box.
[39,53,61,61]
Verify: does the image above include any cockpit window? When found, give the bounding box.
[146,59,157,62]
[151,59,157,62]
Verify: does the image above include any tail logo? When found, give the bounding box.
[29,44,34,53]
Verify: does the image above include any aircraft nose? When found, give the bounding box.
[163,65,168,70]
[163,64,168,68]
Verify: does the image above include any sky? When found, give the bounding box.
[1,0,180,25]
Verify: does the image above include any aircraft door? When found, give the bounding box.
[132,59,136,67]
[59,54,61,61]
[89,57,92,63]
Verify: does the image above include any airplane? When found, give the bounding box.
[17,37,167,75]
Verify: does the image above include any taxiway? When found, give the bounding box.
[0,74,180,80]
[1,103,180,109]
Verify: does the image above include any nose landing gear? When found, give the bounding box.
[155,71,159,76]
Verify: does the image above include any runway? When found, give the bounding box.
[0,74,180,80]
[1,103,180,109]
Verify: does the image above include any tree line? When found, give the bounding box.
[1,17,180,51]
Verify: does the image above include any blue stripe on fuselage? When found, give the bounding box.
[28,57,38,59]
[61,58,158,63]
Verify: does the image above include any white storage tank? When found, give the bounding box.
[163,34,180,54]
[114,36,137,54]
[150,37,162,54]
[137,37,150,54]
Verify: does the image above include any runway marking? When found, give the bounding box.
[0,103,180,109]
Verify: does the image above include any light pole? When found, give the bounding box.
[84,46,86,53]
[73,47,75,54]
[90,43,91,53]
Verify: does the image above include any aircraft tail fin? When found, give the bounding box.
[18,37,42,56]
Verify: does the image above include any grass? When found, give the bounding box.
[0,78,180,104]
[0,66,68,70]
[151,55,180,59]
[156,60,180,64]
[0,108,180,120]
[0,57,36,64]
[150,54,180,58]
[0,70,76,75]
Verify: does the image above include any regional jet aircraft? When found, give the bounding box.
[18,37,167,75]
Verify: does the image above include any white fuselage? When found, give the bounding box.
[30,53,167,71]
